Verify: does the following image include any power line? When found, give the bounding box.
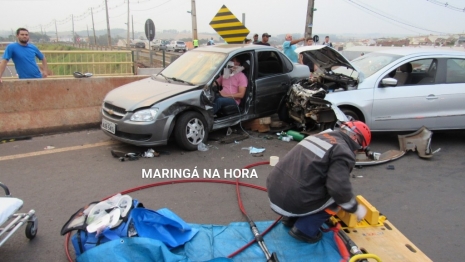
[343,0,450,35]
[342,0,424,35]
[426,0,465,12]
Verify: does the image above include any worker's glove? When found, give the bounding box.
[354,204,367,222]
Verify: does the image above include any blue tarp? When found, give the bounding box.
[77,221,343,262]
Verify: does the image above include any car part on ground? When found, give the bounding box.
[354,126,439,166]
[398,126,440,158]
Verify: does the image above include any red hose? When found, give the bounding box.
[64,161,280,262]
[323,223,351,262]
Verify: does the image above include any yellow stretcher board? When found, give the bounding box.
[334,195,432,261]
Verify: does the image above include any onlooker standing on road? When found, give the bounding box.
[0,28,48,83]
[254,33,271,46]
[207,37,215,45]
[253,34,259,44]
[300,38,317,76]
[283,34,305,63]
[323,36,333,47]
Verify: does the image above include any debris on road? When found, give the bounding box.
[242,147,265,154]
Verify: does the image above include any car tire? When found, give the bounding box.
[341,108,360,121]
[277,103,291,123]
[174,111,208,151]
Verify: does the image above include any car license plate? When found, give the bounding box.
[102,119,116,134]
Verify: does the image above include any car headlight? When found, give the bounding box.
[130,108,158,122]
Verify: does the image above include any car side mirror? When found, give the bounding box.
[381,77,397,87]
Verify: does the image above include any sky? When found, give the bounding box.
[1,0,465,38]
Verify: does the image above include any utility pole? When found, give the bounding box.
[242,13,245,26]
[132,15,134,40]
[191,0,198,40]
[55,20,59,43]
[126,0,130,48]
[91,8,97,46]
[105,0,112,49]
[87,25,90,46]
[72,15,75,44]
[304,0,315,41]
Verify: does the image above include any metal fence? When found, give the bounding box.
[1,44,186,79]
[0,50,134,78]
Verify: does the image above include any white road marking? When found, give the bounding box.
[0,141,118,161]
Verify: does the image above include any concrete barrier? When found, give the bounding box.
[0,76,147,138]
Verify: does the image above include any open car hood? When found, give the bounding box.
[295,45,358,74]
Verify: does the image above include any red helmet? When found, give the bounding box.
[342,121,371,148]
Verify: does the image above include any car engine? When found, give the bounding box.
[313,71,358,92]
[284,79,339,131]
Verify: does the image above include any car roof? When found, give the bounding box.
[370,47,465,57]
[191,44,276,54]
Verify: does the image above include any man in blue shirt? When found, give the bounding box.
[0,28,48,83]
[282,34,305,63]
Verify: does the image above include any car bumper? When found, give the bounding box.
[100,110,171,146]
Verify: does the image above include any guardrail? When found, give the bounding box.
[0,50,134,78]
[1,46,182,78]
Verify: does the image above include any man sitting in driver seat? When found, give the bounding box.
[213,57,247,114]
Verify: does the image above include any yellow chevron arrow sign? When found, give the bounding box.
[209,5,250,44]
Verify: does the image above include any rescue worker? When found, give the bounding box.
[266,121,371,243]
[193,39,199,48]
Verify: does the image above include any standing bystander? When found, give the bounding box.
[254,33,271,46]
[0,28,48,82]
[253,34,259,44]
[323,36,333,47]
[283,34,305,63]
[299,37,317,77]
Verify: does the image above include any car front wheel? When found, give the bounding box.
[341,108,360,121]
[174,112,208,151]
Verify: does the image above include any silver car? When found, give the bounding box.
[296,46,465,132]
[166,40,187,52]
[101,44,309,150]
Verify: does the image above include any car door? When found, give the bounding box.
[431,57,465,129]
[254,50,291,116]
[371,58,441,131]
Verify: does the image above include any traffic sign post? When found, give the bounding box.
[209,5,250,44]
[313,35,319,44]
[145,19,155,46]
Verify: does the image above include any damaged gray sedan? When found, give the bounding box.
[101,44,309,150]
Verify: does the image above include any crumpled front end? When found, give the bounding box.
[285,79,337,130]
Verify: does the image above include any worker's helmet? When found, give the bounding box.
[341,121,371,148]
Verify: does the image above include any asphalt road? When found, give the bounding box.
[0,127,464,261]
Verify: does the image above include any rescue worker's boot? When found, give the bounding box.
[289,226,322,244]
[281,216,297,227]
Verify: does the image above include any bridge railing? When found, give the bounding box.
[0,50,134,78]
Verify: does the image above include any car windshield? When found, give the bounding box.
[335,52,402,78]
[177,41,184,45]
[160,51,227,85]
